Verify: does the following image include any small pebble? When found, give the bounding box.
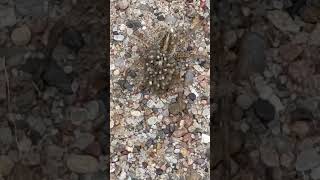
[64,66,73,74]
[188,93,196,101]
[113,69,120,76]
[131,110,141,117]
[173,127,188,137]
[119,24,126,31]
[156,168,164,175]
[116,0,129,10]
[114,34,125,41]
[126,28,133,35]
[11,25,31,46]
[201,134,210,143]
[157,14,165,21]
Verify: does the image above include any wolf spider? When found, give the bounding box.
[126,26,204,98]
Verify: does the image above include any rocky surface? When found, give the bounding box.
[0,0,107,179]
[111,0,210,179]
[214,0,320,179]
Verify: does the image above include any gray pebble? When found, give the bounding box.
[188,93,197,101]
[165,15,177,25]
[116,0,129,10]
[15,0,47,16]
[237,32,266,80]
[73,133,95,150]
[236,94,254,109]
[69,107,89,125]
[157,14,165,21]
[311,166,320,180]
[85,100,100,120]
[184,70,194,85]
[296,148,320,171]
[26,115,46,135]
[67,154,99,173]
[0,6,16,28]
[0,127,12,145]
[126,20,142,30]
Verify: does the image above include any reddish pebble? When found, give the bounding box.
[85,142,102,157]
[173,127,188,138]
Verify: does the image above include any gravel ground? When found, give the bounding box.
[110,0,210,179]
[214,0,320,179]
[0,0,107,179]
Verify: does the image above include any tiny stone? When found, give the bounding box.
[113,69,120,76]
[290,121,310,138]
[147,116,160,126]
[114,34,125,41]
[126,20,142,30]
[131,110,141,117]
[184,70,194,85]
[0,127,13,145]
[165,15,177,25]
[116,0,129,10]
[156,168,163,175]
[11,25,31,46]
[119,24,126,31]
[157,14,165,21]
[240,122,250,133]
[280,152,294,168]
[296,148,320,171]
[67,154,99,173]
[311,166,320,180]
[187,93,196,101]
[201,134,210,143]
[64,65,73,74]
[260,144,279,167]
[0,6,16,28]
[126,28,133,35]
[253,99,275,124]
[236,94,254,109]
[173,127,188,138]
[0,155,14,176]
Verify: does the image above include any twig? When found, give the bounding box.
[2,56,19,148]
[2,56,10,112]
[31,81,41,96]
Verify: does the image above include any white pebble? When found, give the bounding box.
[147,116,160,126]
[113,34,125,41]
[126,146,133,152]
[119,171,127,180]
[119,24,126,31]
[110,120,114,128]
[127,28,133,35]
[131,110,141,117]
[132,46,138,52]
[113,69,120,76]
[201,134,210,144]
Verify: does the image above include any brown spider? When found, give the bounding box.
[127,27,197,97]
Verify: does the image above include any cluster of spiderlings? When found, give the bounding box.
[143,49,179,95]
